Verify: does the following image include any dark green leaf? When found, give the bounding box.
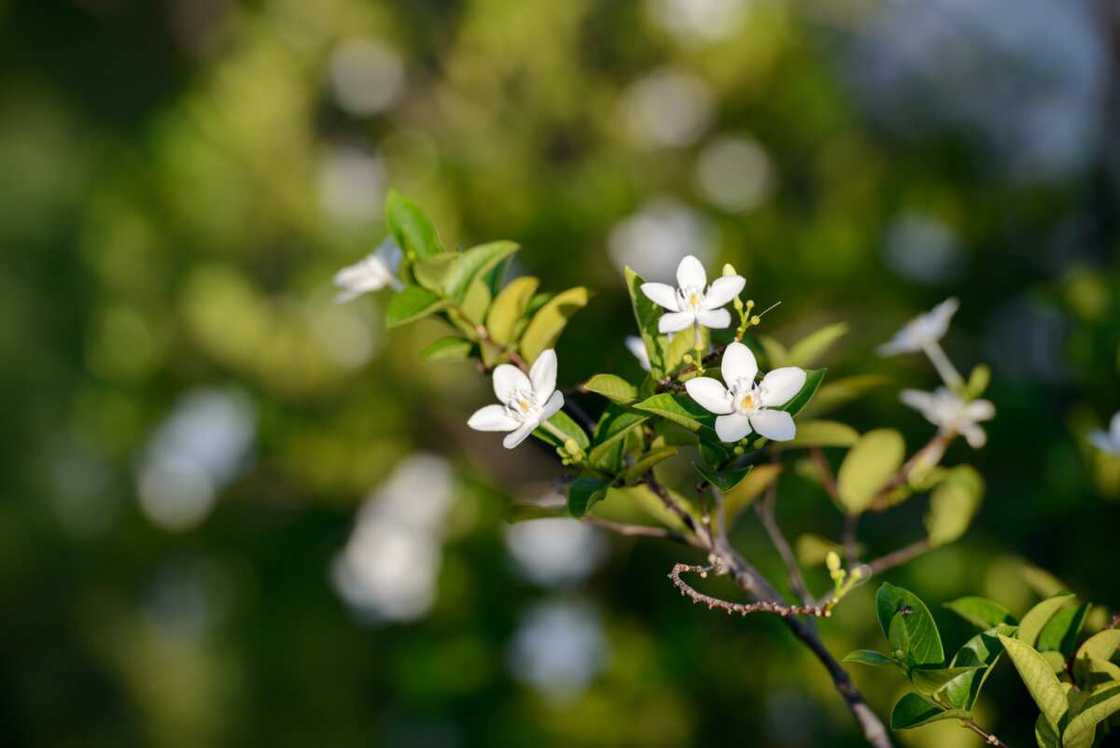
[944,597,1017,630]
[386,285,446,327]
[875,582,945,667]
[889,693,968,730]
[1037,602,1089,657]
[568,476,608,517]
[1019,594,1077,647]
[443,241,520,304]
[385,190,443,260]
[944,627,1011,711]
[693,461,749,492]
[776,368,826,417]
[910,665,986,696]
[589,408,648,470]
[633,392,714,433]
[842,650,900,669]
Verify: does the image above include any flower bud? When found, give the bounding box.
[722,263,737,277]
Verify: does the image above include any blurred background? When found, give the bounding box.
[2,0,1120,745]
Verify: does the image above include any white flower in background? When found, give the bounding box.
[877,298,959,356]
[901,388,995,448]
[625,336,651,371]
[685,342,805,443]
[641,255,745,334]
[468,350,565,449]
[1089,412,1120,456]
[333,238,403,302]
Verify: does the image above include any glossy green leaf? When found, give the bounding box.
[624,447,678,483]
[1076,630,1120,664]
[460,278,492,324]
[943,626,1011,711]
[944,597,1017,630]
[910,665,986,696]
[1037,602,1089,657]
[541,410,590,451]
[842,649,900,669]
[422,337,472,361]
[662,325,707,374]
[385,190,443,260]
[624,267,665,377]
[568,476,608,517]
[1019,594,1077,648]
[519,287,589,365]
[443,241,519,304]
[999,634,1069,729]
[412,252,459,292]
[386,285,447,327]
[588,408,648,470]
[633,393,713,433]
[486,276,540,346]
[582,374,638,404]
[786,419,859,448]
[876,582,945,666]
[925,465,983,546]
[889,693,968,730]
[1035,711,1062,748]
[787,322,847,368]
[837,429,905,514]
[1064,685,1120,747]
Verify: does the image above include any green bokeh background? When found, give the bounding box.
[2,1,1119,746]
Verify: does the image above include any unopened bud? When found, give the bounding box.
[826,551,841,574]
[750,315,761,326]
[722,263,737,277]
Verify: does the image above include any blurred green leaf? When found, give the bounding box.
[837,429,905,514]
[787,322,847,368]
[799,374,890,419]
[568,476,608,517]
[999,634,1068,729]
[386,285,446,327]
[944,597,1017,630]
[444,241,519,304]
[889,693,967,729]
[460,278,492,325]
[386,190,444,260]
[925,465,983,546]
[758,335,788,368]
[413,252,459,292]
[624,267,665,377]
[723,463,782,526]
[422,337,472,361]
[486,276,539,346]
[876,582,944,667]
[786,419,859,448]
[520,287,589,365]
[582,374,638,404]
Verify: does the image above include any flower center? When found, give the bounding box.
[731,381,761,414]
[506,389,541,422]
[678,286,705,312]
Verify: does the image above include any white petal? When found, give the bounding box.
[715,413,752,443]
[965,399,995,422]
[750,409,796,442]
[961,424,987,448]
[640,283,680,311]
[721,342,758,387]
[493,364,531,404]
[876,338,909,357]
[696,308,731,329]
[1090,431,1119,454]
[530,349,558,403]
[930,297,960,328]
[900,389,936,416]
[626,336,651,371]
[541,390,565,420]
[702,275,745,309]
[467,404,519,432]
[503,422,536,449]
[659,311,695,334]
[1110,412,1120,440]
[759,367,806,408]
[676,254,707,290]
[685,377,734,414]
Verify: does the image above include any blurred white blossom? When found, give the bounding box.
[1090,412,1120,456]
[901,388,995,448]
[877,298,959,357]
[508,599,607,703]
[329,38,404,116]
[333,238,403,302]
[696,136,773,212]
[608,197,714,280]
[622,68,713,148]
[504,519,608,587]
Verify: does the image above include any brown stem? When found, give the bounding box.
[755,485,814,605]
[585,517,689,544]
[843,512,860,566]
[669,564,833,617]
[961,719,1010,747]
[810,447,841,502]
[644,478,709,547]
[866,539,933,577]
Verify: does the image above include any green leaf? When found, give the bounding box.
[519,287,589,365]
[422,337,472,361]
[568,476,608,517]
[386,285,447,327]
[582,374,638,404]
[723,463,782,527]
[925,465,984,546]
[876,582,945,667]
[1076,630,1120,664]
[944,597,1017,630]
[533,410,590,451]
[624,267,666,377]
[758,336,789,368]
[776,368,826,417]
[944,626,1011,711]
[624,447,678,484]
[460,278,492,324]
[486,276,539,346]
[588,408,648,470]
[1075,656,1120,689]
[385,190,444,260]
[633,392,715,433]
[786,419,859,448]
[910,665,986,696]
[662,325,707,374]
[1019,594,1077,648]
[796,533,849,566]
[1037,602,1089,657]
[693,461,750,492]
[1035,711,1062,748]
[787,322,848,368]
[843,650,901,669]
[837,429,906,514]
[799,374,890,419]
[412,252,459,292]
[443,241,520,304]
[1064,686,1120,747]
[999,634,1069,729]
[889,693,968,729]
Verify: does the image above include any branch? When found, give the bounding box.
[810,447,841,502]
[645,477,709,547]
[869,432,952,511]
[865,539,932,577]
[668,564,833,618]
[585,516,690,544]
[961,719,1011,748]
[755,484,814,605]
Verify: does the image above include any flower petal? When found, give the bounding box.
[659,311,695,334]
[721,342,758,387]
[503,422,537,449]
[759,367,806,408]
[676,254,707,290]
[696,308,731,329]
[493,364,531,404]
[900,389,936,417]
[685,377,734,414]
[530,349,558,403]
[965,399,995,422]
[640,283,680,311]
[1110,411,1120,441]
[626,336,651,371]
[702,275,745,309]
[541,390,565,420]
[1091,431,1118,454]
[715,413,752,443]
[750,409,796,442]
[467,404,519,432]
[961,424,987,448]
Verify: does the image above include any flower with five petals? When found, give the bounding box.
[900,387,995,448]
[641,255,745,335]
[333,238,404,302]
[467,350,565,449]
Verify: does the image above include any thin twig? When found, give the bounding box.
[843,513,860,566]
[755,484,814,606]
[865,539,933,577]
[810,447,841,502]
[961,718,1011,747]
[645,477,708,547]
[563,398,597,433]
[869,432,952,511]
[668,564,833,618]
[585,517,688,544]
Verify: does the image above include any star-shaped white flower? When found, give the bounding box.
[641,255,746,335]
[900,387,995,448]
[625,336,651,372]
[1089,412,1120,456]
[468,350,565,449]
[877,298,959,356]
[684,342,806,443]
[333,238,404,302]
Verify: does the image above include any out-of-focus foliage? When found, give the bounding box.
[1,0,1119,746]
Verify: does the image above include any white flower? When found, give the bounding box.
[901,387,995,448]
[877,298,959,356]
[641,255,745,335]
[468,350,565,449]
[625,336,651,371]
[684,341,805,443]
[1089,412,1120,456]
[333,238,403,302]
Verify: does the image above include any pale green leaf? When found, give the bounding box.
[582,374,638,404]
[925,465,984,547]
[1063,685,1120,747]
[443,241,519,303]
[723,463,783,527]
[486,276,539,346]
[799,374,890,419]
[624,267,666,377]
[386,285,446,327]
[520,287,589,365]
[786,420,859,448]
[412,252,459,292]
[1019,594,1077,648]
[787,322,848,368]
[1037,602,1089,657]
[758,335,788,368]
[633,393,713,433]
[944,597,1017,630]
[910,665,986,696]
[999,634,1069,728]
[385,190,443,260]
[837,429,905,514]
[422,337,472,361]
[842,650,900,669]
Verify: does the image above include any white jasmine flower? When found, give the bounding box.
[468,350,565,449]
[641,255,745,335]
[1089,412,1120,456]
[877,298,959,356]
[684,341,805,443]
[901,387,995,448]
[333,238,403,302]
[625,336,651,371]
